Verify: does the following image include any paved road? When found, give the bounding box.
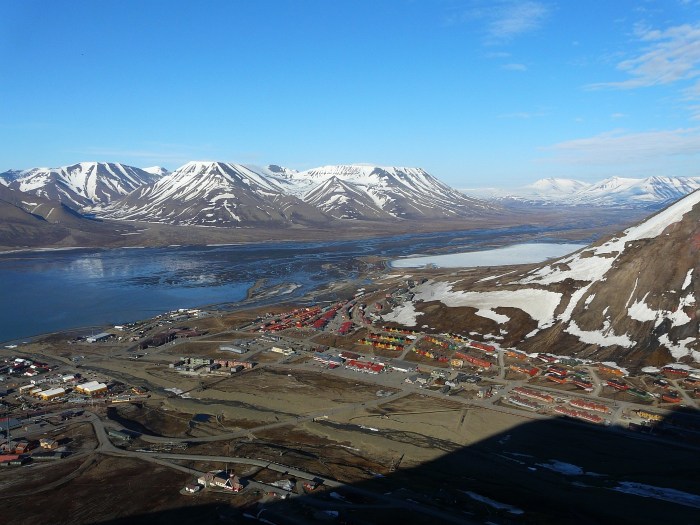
[83,410,479,524]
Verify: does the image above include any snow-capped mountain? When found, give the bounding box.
[98,161,328,226]
[464,177,590,201]
[96,162,494,226]
[383,189,700,367]
[294,164,494,219]
[528,177,590,196]
[0,169,23,186]
[572,176,700,208]
[3,162,159,208]
[141,166,170,178]
[302,176,391,220]
[464,175,700,209]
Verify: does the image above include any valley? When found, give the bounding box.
[1,160,699,525]
[1,188,700,524]
[1,264,698,525]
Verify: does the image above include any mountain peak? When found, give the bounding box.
[5,162,160,208]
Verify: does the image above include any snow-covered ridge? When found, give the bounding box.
[3,160,493,223]
[463,175,700,209]
[142,166,170,177]
[93,161,493,224]
[2,162,159,207]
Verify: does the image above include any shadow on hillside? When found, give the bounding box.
[90,406,700,525]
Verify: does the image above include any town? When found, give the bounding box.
[2,277,699,524]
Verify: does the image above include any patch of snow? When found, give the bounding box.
[641,366,661,374]
[559,283,593,323]
[476,270,516,283]
[627,294,661,323]
[658,334,699,361]
[565,321,635,348]
[612,482,700,509]
[461,491,525,515]
[536,460,584,475]
[414,280,561,328]
[682,269,693,290]
[627,292,694,328]
[475,309,510,324]
[382,302,421,327]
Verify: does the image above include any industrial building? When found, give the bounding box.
[86,332,113,343]
[312,352,343,366]
[387,359,415,373]
[38,387,66,401]
[270,346,294,356]
[75,381,108,396]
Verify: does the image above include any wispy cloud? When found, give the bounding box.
[449,1,549,44]
[611,112,627,119]
[486,1,549,41]
[502,62,527,71]
[543,127,700,165]
[589,23,700,90]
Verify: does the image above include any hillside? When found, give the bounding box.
[382,190,700,368]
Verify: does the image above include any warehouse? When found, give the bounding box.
[388,359,415,373]
[86,332,113,343]
[38,387,65,400]
[75,381,108,396]
[313,352,343,366]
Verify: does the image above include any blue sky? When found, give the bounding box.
[2,0,700,188]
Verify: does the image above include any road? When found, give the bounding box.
[80,410,480,524]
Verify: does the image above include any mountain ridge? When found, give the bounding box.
[382,189,700,367]
[464,175,700,209]
[1,162,160,208]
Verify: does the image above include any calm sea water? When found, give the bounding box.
[0,226,589,342]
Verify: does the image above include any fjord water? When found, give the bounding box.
[0,226,588,342]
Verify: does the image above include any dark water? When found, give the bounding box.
[0,226,588,342]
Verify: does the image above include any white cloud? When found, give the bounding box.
[487,1,549,41]
[543,127,700,165]
[502,63,527,71]
[450,1,549,43]
[589,23,700,89]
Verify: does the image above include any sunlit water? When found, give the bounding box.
[0,226,590,341]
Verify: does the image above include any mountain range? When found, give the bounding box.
[3,160,700,233]
[464,175,700,209]
[1,161,495,227]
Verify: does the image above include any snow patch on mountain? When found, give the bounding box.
[412,280,562,328]
[522,190,700,286]
[565,321,635,348]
